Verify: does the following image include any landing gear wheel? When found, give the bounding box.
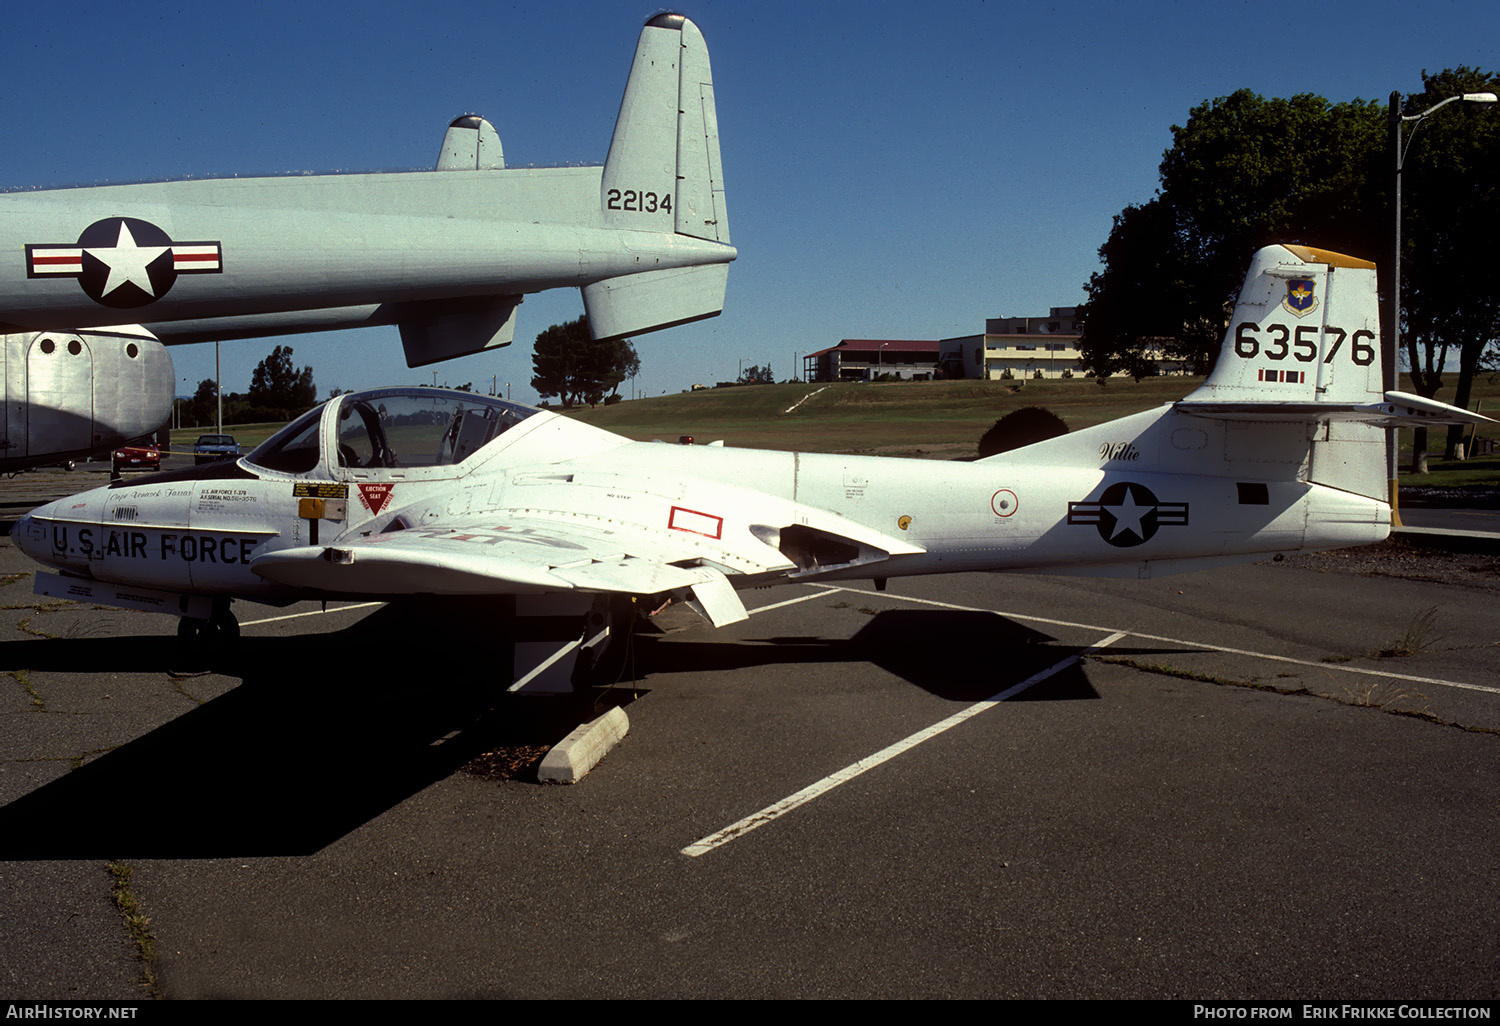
[572,595,640,687]
[176,601,239,662]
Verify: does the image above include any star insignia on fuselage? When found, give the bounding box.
[92,220,168,300]
[26,217,222,308]
[1067,481,1189,547]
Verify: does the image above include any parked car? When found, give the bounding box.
[194,434,240,465]
[112,444,160,474]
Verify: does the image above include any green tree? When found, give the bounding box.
[1079,198,1218,377]
[1395,68,1500,459]
[613,341,641,398]
[1082,77,1500,465]
[247,345,316,414]
[1082,90,1385,377]
[531,318,585,406]
[737,363,774,385]
[188,378,218,427]
[531,317,638,407]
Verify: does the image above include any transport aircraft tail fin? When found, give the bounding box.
[585,13,734,341]
[434,114,504,170]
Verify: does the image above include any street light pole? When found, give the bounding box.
[1386,89,1496,502]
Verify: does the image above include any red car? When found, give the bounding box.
[112,444,160,474]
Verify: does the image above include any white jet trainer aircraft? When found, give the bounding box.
[12,245,1489,688]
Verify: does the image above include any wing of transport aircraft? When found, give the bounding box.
[0,13,733,470]
[13,245,1491,690]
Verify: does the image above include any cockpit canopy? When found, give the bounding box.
[246,388,538,475]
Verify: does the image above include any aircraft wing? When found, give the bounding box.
[249,512,795,626]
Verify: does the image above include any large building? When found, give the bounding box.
[803,339,942,382]
[939,306,1086,381]
[941,306,1191,380]
[806,309,1190,383]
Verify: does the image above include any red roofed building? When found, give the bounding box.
[803,339,942,383]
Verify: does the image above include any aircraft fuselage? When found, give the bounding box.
[0,170,735,336]
[14,393,1390,614]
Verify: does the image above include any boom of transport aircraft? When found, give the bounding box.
[0,13,733,471]
[13,244,1491,689]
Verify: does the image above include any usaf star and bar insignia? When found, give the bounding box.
[26,217,222,308]
[1068,481,1189,548]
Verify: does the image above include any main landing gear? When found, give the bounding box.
[177,598,240,655]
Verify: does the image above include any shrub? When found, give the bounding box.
[977,406,1069,458]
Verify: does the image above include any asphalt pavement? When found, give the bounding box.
[0,499,1496,998]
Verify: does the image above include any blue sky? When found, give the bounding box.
[4,0,1499,403]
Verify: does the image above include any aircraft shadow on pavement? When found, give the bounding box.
[639,609,1107,703]
[0,604,612,860]
[0,605,1188,858]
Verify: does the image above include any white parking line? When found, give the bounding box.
[818,585,1500,697]
[745,589,837,616]
[239,602,381,628]
[681,629,1127,857]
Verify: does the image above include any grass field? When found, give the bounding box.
[167,422,285,457]
[568,373,1500,467]
[565,377,1208,458]
[174,373,1500,494]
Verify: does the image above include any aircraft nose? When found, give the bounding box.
[10,508,45,564]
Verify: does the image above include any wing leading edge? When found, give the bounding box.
[251,513,786,628]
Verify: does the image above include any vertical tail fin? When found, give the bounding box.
[435,115,504,171]
[600,13,729,243]
[1173,246,1388,501]
[585,14,735,341]
[1176,245,1489,502]
[1187,245,1382,408]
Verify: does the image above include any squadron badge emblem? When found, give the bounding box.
[1281,277,1318,318]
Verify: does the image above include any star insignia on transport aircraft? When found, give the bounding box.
[1067,481,1189,547]
[26,217,222,308]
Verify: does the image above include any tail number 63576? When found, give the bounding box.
[1234,323,1375,366]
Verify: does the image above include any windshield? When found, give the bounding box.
[246,388,538,476]
[336,391,535,469]
[244,406,323,473]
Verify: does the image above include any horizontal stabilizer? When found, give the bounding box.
[582,264,727,341]
[398,295,522,367]
[435,115,504,170]
[1378,390,1495,425]
[1177,390,1493,427]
